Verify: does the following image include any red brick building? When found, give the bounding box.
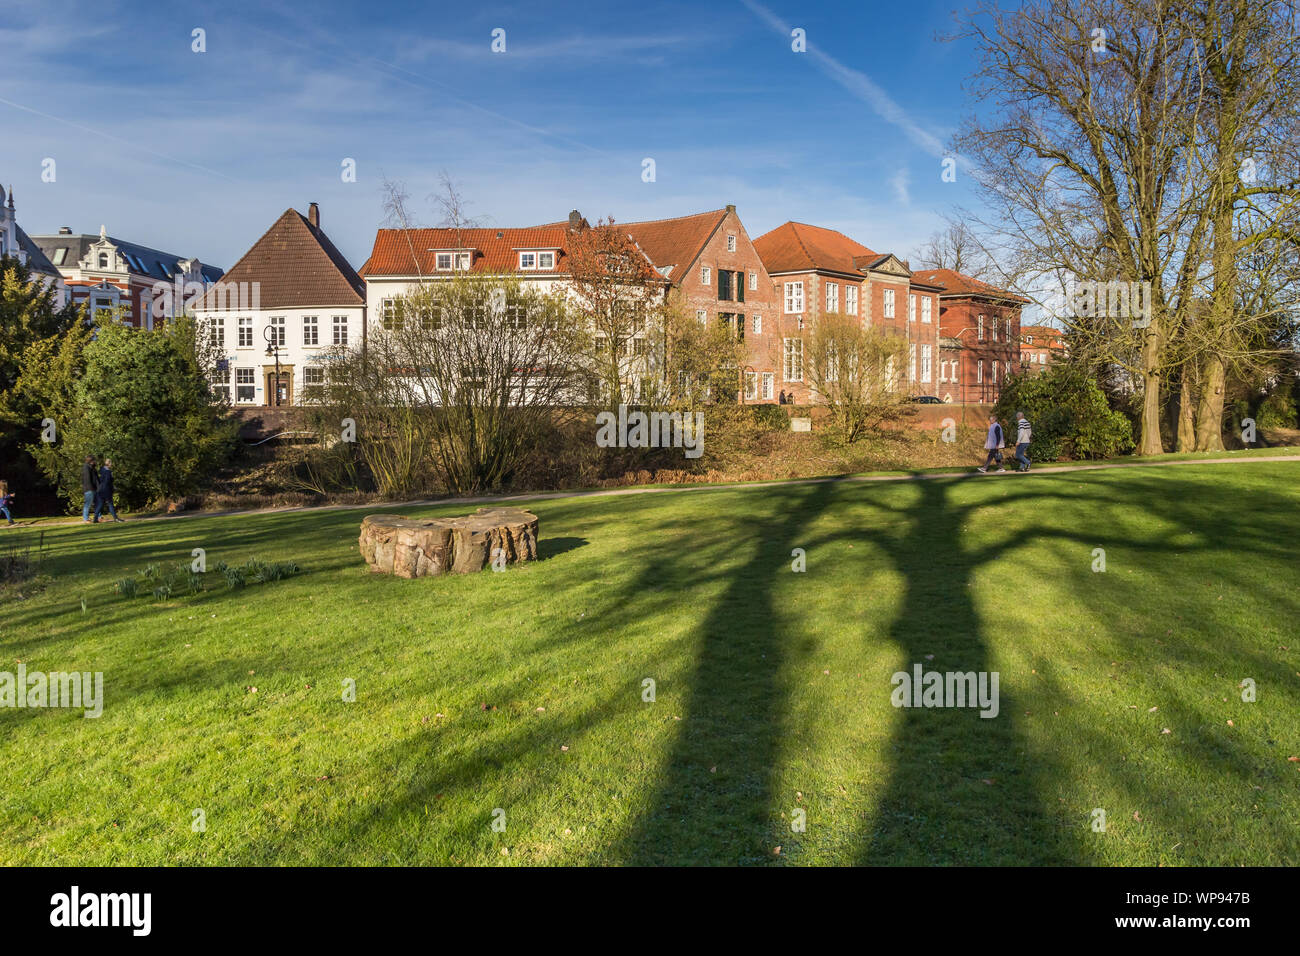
[751,222,943,403]
[910,268,1028,404]
[30,225,223,328]
[1020,324,1065,373]
[623,206,783,403]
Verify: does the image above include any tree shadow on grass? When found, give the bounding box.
[847,477,1078,864]
[609,482,843,864]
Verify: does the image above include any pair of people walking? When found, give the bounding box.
[80,455,123,523]
[978,412,1032,474]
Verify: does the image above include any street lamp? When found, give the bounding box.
[263,324,285,407]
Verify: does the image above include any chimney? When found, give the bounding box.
[568,209,583,231]
[726,204,736,214]
[58,226,72,235]
[308,202,320,228]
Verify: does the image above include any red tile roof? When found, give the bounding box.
[359,225,573,277]
[197,208,363,310]
[910,268,1030,303]
[752,221,878,276]
[620,209,728,282]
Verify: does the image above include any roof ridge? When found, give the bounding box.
[207,208,299,292]
[620,208,727,227]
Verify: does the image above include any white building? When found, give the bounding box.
[194,203,366,406]
[357,212,588,328]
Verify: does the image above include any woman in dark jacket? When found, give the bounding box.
[94,458,123,523]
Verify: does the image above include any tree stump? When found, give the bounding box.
[358,508,539,578]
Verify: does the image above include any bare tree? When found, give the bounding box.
[804,313,911,442]
[955,0,1206,454]
[565,218,671,407]
[910,218,996,280]
[955,0,1300,453]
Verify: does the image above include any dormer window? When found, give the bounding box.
[517,250,556,270]
[98,253,109,269]
[434,251,472,271]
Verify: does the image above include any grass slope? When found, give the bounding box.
[2,461,1298,865]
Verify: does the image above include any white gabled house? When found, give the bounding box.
[193,203,366,406]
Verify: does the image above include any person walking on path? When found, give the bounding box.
[1014,411,1033,472]
[80,455,99,523]
[978,415,1007,473]
[0,483,14,526]
[94,458,124,523]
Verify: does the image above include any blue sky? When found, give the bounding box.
[1,0,996,272]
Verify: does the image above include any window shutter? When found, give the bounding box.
[737,272,745,303]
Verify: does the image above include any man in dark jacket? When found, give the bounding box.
[94,458,123,523]
[80,456,99,523]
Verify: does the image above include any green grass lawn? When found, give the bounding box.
[2,460,1298,865]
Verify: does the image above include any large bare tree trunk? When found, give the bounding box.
[1138,324,1165,455]
[1194,355,1227,451]
[1176,375,1197,452]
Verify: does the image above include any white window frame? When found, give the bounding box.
[303,314,318,346]
[751,314,762,335]
[921,297,932,323]
[702,266,711,285]
[883,288,895,318]
[696,309,707,324]
[269,315,286,346]
[538,251,555,269]
[826,282,839,313]
[237,316,253,347]
[744,370,757,400]
[784,281,804,314]
[909,344,917,382]
[749,271,757,291]
[977,359,984,383]
[235,367,255,404]
[921,344,933,383]
[209,316,225,347]
[519,252,536,270]
[846,285,859,316]
[783,337,804,382]
[727,235,736,253]
[761,372,774,400]
[978,314,985,341]
[332,315,348,346]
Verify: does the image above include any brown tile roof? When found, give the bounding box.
[359,225,573,277]
[198,208,363,310]
[620,209,727,282]
[910,268,1030,303]
[752,221,878,276]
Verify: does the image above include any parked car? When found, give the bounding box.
[910,395,942,404]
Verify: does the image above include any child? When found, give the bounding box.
[0,481,14,526]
